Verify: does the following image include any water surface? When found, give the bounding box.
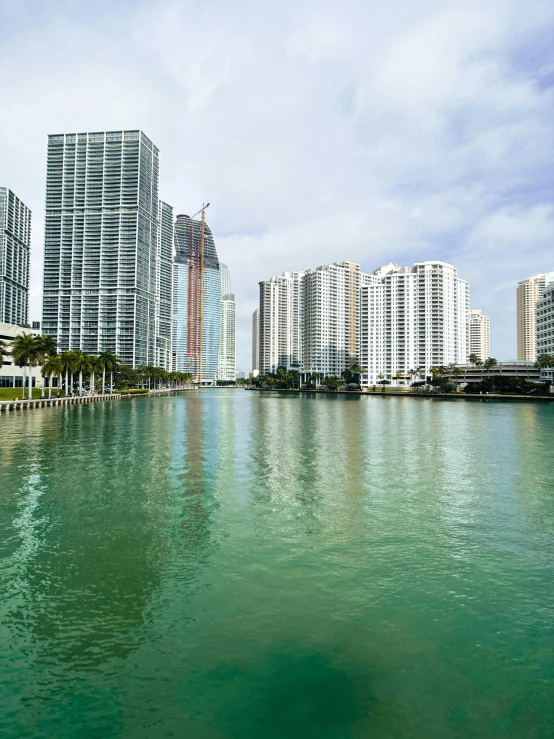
[1,391,553,738]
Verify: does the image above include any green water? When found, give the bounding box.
[1,391,553,738]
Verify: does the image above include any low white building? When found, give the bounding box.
[0,322,43,393]
[536,281,554,383]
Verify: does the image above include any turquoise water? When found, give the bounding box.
[0,391,553,738]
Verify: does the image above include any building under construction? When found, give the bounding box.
[173,214,221,383]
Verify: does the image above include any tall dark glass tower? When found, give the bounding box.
[173,214,221,383]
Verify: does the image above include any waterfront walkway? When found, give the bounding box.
[0,394,121,413]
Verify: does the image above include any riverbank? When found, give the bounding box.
[246,387,554,402]
[0,387,194,413]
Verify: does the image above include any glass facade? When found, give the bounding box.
[0,187,31,326]
[42,130,165,367]
[173,215,221,383]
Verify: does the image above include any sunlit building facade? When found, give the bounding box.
[360,261,469,387]
[517,272,554,361]
[42,130,166,367]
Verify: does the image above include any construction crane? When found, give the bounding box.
[190,203,210,386]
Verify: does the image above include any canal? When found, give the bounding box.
[1,391,553,737]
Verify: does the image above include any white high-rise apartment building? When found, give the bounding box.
[466,309,490,361]
[218,263,236,381]
[303,261,359,377]
[517,272,554,361]
[0,187,31,326]
[156,201,174,371]
[259,274,294,374]
[258,262,359,378]
[360,261,469,387]
[251,308,260,373]
[536,281,554,383]
[42,130,170,368]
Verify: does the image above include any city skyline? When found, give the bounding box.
[1,1,554,369]
[257,259,471,385]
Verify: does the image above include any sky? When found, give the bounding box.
[1,0,553,369]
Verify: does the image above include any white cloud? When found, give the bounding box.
[1,0,553,365]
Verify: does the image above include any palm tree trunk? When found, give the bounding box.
[102,367,106,395]
[110,371,113,394]
[90,370,95,395]
[49,373,52,399]
[79,370,83,396]
[65,369,69,397]
[22,365,27,400]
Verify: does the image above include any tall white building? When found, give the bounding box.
[259,258,469,386]
[259,262,360,378]
[360,261,469,387]
[217,263,236,382]
[517,272,554,361]
[156,201,174,370]
[466,309,490,362]
[0,188,31,327]
[42,130,170,368]
[259,274,294,374]
[303,262,359,378]
[251,308,259,373]
[536,281,554,383]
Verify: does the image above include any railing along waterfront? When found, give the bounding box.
[0,394,122,413]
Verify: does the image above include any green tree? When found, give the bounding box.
[88,355,100,395]
[41,354,63,398]
[536,353,554,369]
[98,351,118,393]
[60,351,80,396]
[11,333,40,400]
[0,338,10,364]
[37,333,57,359]
[75,353,94,395]
[341,368,354,385]
[322,375,341,392]
[483,357,498,371]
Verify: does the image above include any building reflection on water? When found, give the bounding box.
[1,401,181,688]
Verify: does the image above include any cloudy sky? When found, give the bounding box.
[1,0,553,368]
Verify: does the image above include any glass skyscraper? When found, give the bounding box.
[42,130,170,368]
[173,214,221,383]
[0,187,31,326]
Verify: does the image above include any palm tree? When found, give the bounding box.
[75,353,94,395]
[41,354,63,399]
[468,353,479,365]
[60,351,80,396]
[88,355,100,395]
[98,351,118,394]
[11,333,40,400]
[0,338,10,364]
[37,333,57,359]
[483,357,498,371]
